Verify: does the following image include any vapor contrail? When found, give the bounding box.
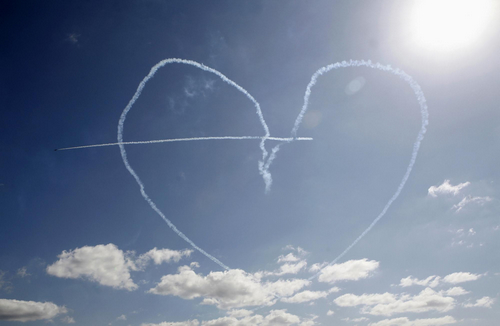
[288,60,429,281]
[55,136,312,151]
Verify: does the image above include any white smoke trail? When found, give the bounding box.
[55,136,312,151]
[62,58,428,275]
[288,60,429,281]
[116,58,281,270]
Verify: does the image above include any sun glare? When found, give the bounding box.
[410,0,493,52]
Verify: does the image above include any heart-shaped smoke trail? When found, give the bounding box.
[287,60,428,280]
[113,58,428,274]
[117,58,275,270]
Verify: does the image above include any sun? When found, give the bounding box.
[410,0,494,52]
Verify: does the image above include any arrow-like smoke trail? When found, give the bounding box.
[55,136,312,151]
[288,60,429,281]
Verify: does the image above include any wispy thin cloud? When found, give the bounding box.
[452,195,492,212]
[463,296,495,308]
[334,287,455,316]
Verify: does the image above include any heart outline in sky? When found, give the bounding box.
[115,58,429,277]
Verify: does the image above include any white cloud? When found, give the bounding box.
[136,248,192,268]
[442,287,469,296]
[335,292,397,307]
[201,309,302,326]
[281,290,330,303]
[463,296,495,308]
[428,180,470,197]
[368,316,456,326]
[270,261,308,276]
[318,259,379,284]
[117,314,127,320]
[227,309,254,318]
[452,195,492,212]
[343,317,369,322]
[309,262,327,273]
[282,245,308,256]
[16,267,30,278]
[400,272,482,288]
[263,278,310,298]
[148,265,310,309]
[399,276,440,288]
[300,315,318,326]
[0,299,67,322]
[61,316,76,324]
[277,253,300,263]
[47,244,138,290]
[326,310,335,316]
[47,244,192,290]
[142,309,307,326]
[334,288,455,316]
[142,321,200,326]
[442,272,482,284]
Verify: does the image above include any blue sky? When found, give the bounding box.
[1,1,500,325]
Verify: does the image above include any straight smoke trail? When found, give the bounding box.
[55,136,312,151]
[289,60,429,281]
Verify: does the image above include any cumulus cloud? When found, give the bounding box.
[368,316,456,326]
[428,180,470,197]
[141,309,307,326]
[269,261,308,276]
[463,296,495,308]
[227,309,254,318]
[442,272,482,284]
[282,245,308,256]
[334,288,455,316]
[342,317,369,322]
[148,265,310,309]
[326,310,335,316]
[277,253,300,263]
[136,248,192,269]
[318,259,379,284]
[281,286,340,304]
[399,272,482,288]
[309,262,327,273]
[0,299,67,322]
[399,276,441,288]
[452,195,492,212]
[281,290,328,304]
[46,244,138,290]
[142,321,200,326]
[47,244,192,290]
[442,287,469,296]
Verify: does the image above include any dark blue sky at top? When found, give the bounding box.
[1,1,500,325]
